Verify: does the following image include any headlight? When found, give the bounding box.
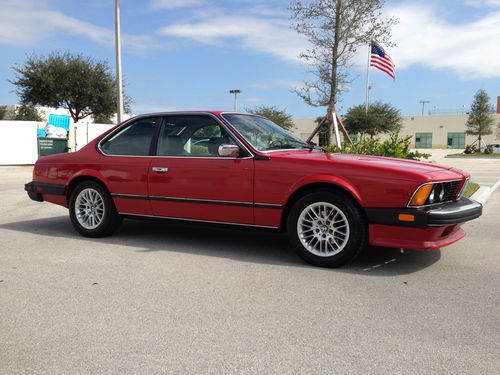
[408,180,462,207]
[428,187,436,204]
[438,186,445,201]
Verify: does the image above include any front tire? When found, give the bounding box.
[69,181,122,238]
[287,191,367,267]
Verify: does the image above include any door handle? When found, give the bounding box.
[152,166,169,173]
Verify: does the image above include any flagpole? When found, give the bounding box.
[364,41,371,115]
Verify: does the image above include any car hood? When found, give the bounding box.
[268,150,468,181]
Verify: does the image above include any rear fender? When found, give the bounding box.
[66,169,110,200]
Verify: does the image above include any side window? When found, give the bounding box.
[101,118,159,156]
[156,115,236,157]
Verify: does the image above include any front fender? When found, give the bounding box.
[287,174,364,206]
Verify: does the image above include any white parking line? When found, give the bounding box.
[363,258,397,272]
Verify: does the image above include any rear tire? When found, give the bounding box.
[69,181,122,238]
[287,191,367,267]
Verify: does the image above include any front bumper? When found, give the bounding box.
[365,197,482,250]
[365,197,482,228]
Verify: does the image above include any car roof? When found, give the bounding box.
[134,110,231,117]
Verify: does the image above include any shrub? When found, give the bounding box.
[324,129,430,161]
[464,144,476,154]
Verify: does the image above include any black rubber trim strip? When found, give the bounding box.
[253,203,282,209]
[253,154,270,160]
[112,193,282,209]
[25,181,66,201]
[149,195,253,207]
[112,193,147,200]
[365,197,482,228]
[365,207,427,227]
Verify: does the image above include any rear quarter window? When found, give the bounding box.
[101,118,159,156]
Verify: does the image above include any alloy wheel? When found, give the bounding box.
[74,188,106,230]
[296,202,350,257]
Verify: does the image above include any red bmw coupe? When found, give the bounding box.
[25,111,482,267]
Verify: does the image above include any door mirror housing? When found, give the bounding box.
[218,144,240,157]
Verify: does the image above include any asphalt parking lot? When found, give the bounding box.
[1,165,499,374]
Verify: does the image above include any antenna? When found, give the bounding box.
[419,100,430,116]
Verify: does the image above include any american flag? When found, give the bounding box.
[370,42,395,79]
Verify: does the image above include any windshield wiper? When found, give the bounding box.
[266,142,320,151]
[266,143,297,150]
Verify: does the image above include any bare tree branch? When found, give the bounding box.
[290,0,398,145]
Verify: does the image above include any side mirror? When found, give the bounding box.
[218,144,240,157]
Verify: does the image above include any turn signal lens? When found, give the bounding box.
[398,214,415,222]
[410,184,433,206]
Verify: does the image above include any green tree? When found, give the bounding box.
[343,102,402,137]
[290,0,397,145]
[14,104,44,121]
[324,129,430,161]
[0,105,16,120]
[0,106,7,120]
[465,89,493,148]
[246,105,295,131]
[10,52,131,123]
[93,113,114,124]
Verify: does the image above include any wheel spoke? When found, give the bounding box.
[74,188,106,230]
[296,201,350,257]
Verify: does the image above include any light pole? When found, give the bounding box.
[365,85,372,114]
[115,0,124,124]
[419,100,429,116]
[229,89,241,111]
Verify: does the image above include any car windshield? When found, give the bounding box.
[222,114,311,152]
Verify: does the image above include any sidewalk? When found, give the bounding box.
[415,148,500,188]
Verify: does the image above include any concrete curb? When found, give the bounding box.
[445,156,500,159]
[471,179,500,205]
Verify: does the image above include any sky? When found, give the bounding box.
[0,0,499,118]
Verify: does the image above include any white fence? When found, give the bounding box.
[74,123,115,151]
[0,121,38,165]
[0,120,116,165]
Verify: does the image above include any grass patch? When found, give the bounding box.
[463,181,480,198]
[447,153,500,157]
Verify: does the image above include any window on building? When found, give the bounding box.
[318,131,328,147]
[447,132,465,149]
[415,132,432,148]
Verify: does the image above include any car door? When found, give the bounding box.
[98,116,160,216]
[148,114,254,224]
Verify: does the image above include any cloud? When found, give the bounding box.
[250,79,302,89]
[386,3,500,79]
[464,0,500,7]
[150,0,205,10]
[0,0,160,51]
[156,2,500,79]
[158,14,307,63]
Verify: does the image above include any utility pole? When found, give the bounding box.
[115,0,124,124]
[229,89,241,112]
[419,100,429,116]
